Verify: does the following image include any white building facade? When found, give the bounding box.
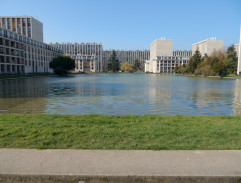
[235,44,239,54]
[0,26,62,75]
[192,38,224,56]
[50,43,103,72]
[145,39,173,73]
[173,50,192,65]
[151,56,183,73]
[145,39,188,73]
[237,26,241,75]
[71,55,97,72]
[103,50,150,71]
[0,16,43,42]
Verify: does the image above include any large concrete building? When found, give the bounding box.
[235,44,239,54]
[150,39,173,59]
[237,25,241,75]
[173,50,192,65]
[145,38,173,73]
[0,16,43,42]
[145,38,189,73]
[51,44,150,72]
[50,43,103,72]
[192,38,224,56]
[103,50,150,70]
[0,26,62,75]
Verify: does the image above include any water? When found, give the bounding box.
[0,73,241,115]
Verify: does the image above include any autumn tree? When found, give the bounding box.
[196,50,227,77]
[120,62,133,72]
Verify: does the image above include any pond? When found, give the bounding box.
[0,73,241,115]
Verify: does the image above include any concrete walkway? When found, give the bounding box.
[0,149,241,182]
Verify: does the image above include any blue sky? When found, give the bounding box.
[0,0,240,50]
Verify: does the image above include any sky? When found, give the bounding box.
[0,0,241,50]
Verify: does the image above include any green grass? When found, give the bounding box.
[0,114,240,150]
[225,74,241,78]
[0,73,55,79]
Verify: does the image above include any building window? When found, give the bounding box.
[2,18,6,28]
[23,27,26,35]
[7,18,11,29]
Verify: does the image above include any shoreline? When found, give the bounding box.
[1,72,241,79]
[0,73,56,80]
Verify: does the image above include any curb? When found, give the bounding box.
[1,175,241,183]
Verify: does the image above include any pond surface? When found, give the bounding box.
[0,74,241,115]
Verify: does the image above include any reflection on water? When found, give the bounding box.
[0,98,48,113]
[0,74,240,115]
[234,79,241,115]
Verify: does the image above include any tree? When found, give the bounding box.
[203,50,227,76]
[211,57,219,69]
[133,59,141,71]
[224,45,238,74]
[174,66,180,73]
[187,49,202,73]
[213,61,227,77]
[107,51,120,72]
[227,44,235,53]
[185,48,234,77]
[120,62,133,72]
[49,55,75,75]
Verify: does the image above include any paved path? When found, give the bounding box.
[0,149,241,182]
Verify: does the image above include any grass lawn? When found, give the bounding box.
[225,74,241,78]
[0,114,240,150]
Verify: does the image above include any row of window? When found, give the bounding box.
[0,55,56,68]
[0,56,24,64]
[157,64,177,67]
[0,18,31,27]
[53,45,102,51]
[0,64,25,73]
[0,28,62,53]
[157,67,176,70]
[158,60,180,64]
[0,47,24,57]
[0,38,24,49]
[173,51,192,57]
[1,45,59,62]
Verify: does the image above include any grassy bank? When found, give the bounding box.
[0,114,240,150]
[224,74,241,78]
[175,73,241,79]
[0,73,55,79]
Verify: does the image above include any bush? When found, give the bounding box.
[49,55,76,75]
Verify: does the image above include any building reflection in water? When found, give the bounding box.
[0,78,49,113]
[0,74,240,115]
[45,77,129,115]
[148,74,171,113]
[233,79,241,115]
[147,75,235,115]
[189,79,234,115]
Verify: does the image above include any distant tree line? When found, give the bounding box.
[175,45,238,77]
